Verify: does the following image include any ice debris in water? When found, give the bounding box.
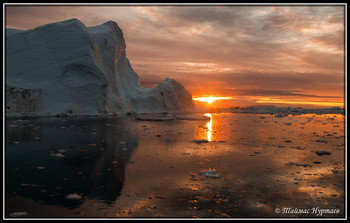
[65,193,82,200]
[49,152,65,158]
[193,139,209,144]
[219,213,231,218]
[176,115,210,120]
[136,116,175,121]
[331,168,339,174]
[199,169,221,178]
[144,207,156,214]
[9,212,28,217]
[315,150,331,156]
[285,162,312,167]
[316,139,328,143]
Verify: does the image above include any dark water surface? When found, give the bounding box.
[5,113,345,218]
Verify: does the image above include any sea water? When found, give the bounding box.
[5,113,345,218]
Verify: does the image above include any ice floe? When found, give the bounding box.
[199,169,221,178]
[9,212,28,217]
[315,150,331,156]
[65,193,82,200]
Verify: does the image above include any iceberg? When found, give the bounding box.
[5,19,195,116]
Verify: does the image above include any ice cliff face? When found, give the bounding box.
[5,19,195,116]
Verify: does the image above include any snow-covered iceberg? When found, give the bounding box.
[5,19,195,116]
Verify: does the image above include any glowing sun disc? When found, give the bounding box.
[193,96,233,104]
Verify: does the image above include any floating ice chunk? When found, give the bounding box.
[193,139,209,144]
[176,115,210,120]
[315,150,331,156]
[49,152,65,158]
[219,213,230,218]
[285,162,312,167]
[285,162,297,166]
[316,139,328,143]
[55,153,65,158]
[144,207,156,214]
[65,193,82,200]
[199,169,221,178]
[293,147,304,150]
[295,163,312,167]
[331,169,339,174]
[9,212,28,217]
[155,195,165,199]
[136,116,175,121]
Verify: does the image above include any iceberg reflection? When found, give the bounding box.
[5,117,138,208]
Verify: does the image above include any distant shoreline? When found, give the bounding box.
[4,105,345,119]
[199,105,345,116]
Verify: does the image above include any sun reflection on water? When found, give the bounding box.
[204,113,212,142]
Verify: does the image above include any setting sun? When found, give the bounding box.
[193,96,233,104]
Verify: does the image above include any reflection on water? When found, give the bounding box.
[204,113,212,142]
[5,113,345,218]
[5,117,138,209]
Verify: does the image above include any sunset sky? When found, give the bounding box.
[5,4,346,108]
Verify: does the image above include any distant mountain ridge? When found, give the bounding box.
[5,19,195,116]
